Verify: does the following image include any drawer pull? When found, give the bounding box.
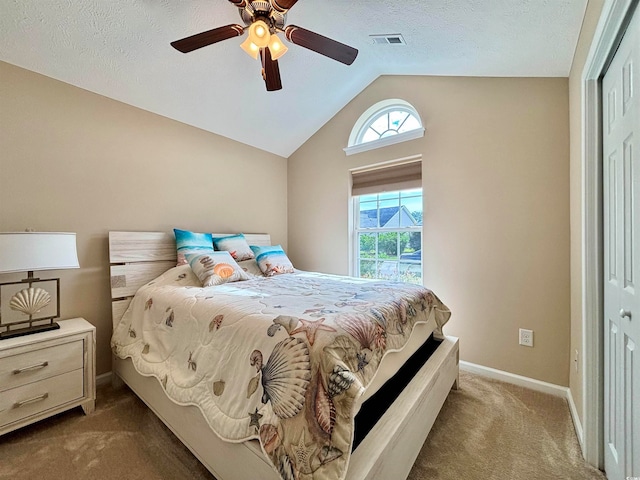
[12,361,49,375]
[13,393,49,409]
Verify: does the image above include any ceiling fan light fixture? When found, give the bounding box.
[268,33,288,60]
[171,1,358,91]
[240,36,260,59]
[248,20,270,48]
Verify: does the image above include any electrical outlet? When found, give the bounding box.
[519,328,534,347]
[574,349,579,372]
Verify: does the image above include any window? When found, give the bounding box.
[357,107,422,144]
[353,187,423,285]
[351,160,423,284]
[344,99,424,156]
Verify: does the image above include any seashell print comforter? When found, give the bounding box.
[111,266,451,480]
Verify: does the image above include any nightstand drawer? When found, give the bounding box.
[0,340,84,392]
[0,369,84,428]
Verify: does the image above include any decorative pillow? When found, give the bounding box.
[250,245,295,277]
[174,229,214,266]
[237,259,263,277]
[145,265,200,287]
[212,234,255,262]
[186,252,252,287]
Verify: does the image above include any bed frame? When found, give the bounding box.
[109,231,459,480]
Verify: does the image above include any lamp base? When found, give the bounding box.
[0,322,60,340]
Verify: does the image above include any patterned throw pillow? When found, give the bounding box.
[186,252,252,287]
[237,259,263,277]
[249,245,295,277]
[212,234,255,262]
[174,229,214,266]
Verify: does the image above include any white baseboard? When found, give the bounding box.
[459,361,585,448]
[96,371,112,387]
[459,361,568,397]
[566,388,584,448]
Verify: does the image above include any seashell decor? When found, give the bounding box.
[261,337,311,419]
[9,287,51,315]
[259,424,281,454]
[213,263,235,279]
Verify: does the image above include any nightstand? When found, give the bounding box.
[0,318,96,435]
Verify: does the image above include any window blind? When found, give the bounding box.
[351,160,422,196]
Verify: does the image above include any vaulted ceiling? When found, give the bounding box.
[0,0,587,157]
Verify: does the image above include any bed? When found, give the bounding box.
[109,231,459,480]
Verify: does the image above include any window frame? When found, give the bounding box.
[344,99,425,156]
[352,189,423,285]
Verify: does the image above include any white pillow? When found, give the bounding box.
[187,252,252,287]
[145,264,201,287]
[237,259,263,277]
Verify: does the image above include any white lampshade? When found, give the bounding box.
[0,232,80,274]
[268,33,288,60]
[240,36,260,59]
[248,20,270,48]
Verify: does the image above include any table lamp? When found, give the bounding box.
[0,232,79,339]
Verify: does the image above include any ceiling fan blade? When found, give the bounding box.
[171,24,244,53]
[227,0,248,7]
[261,48,282,91]
[271,0,299,12]
[284,25,358,65]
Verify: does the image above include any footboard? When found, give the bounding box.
[113,335,459,480]
[348,335,458,480]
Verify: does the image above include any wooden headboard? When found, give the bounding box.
[109,231,271,326]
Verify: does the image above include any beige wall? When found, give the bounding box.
[288,75,571,386]
[568,0,605,424]
[0,61,288,376]
[1,4,604,389]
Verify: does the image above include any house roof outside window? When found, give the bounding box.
[359,205,420,228]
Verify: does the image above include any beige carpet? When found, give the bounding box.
[0,371,606,480]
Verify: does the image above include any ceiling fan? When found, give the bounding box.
[171,0,359,92]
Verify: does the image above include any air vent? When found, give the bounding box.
[370,34,406,45]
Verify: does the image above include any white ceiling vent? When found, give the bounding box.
[370,34,406,45]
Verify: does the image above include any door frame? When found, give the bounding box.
[581,0,638,468]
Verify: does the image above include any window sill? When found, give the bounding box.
[343,128,425,156]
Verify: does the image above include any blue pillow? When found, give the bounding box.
[249,245,295,276]
[174,229,214,266]
[212,234,255,262]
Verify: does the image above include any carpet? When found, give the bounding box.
[0,371,606,479]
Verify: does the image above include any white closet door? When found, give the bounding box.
[602,6,640,480]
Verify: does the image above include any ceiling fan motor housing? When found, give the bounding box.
[239,1,286,32]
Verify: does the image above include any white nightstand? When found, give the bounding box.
[0,318,96,435]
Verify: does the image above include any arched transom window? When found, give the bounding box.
[345,99,424,155]
[358,106,421,144]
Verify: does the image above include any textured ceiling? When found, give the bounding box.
[0,0,587,157]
